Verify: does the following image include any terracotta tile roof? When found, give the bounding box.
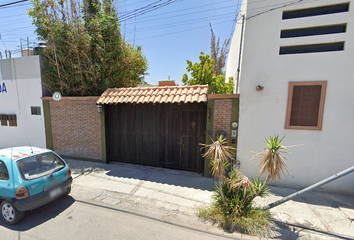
[97,85,208,105]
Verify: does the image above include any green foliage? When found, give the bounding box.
[253,177,269,198]
[28,0,148,96]
[197,168,271,235]
[255,135,290,183]
[213,170,269,217]
[201,134,235,207]
[198,135,297,235]
[264,135,286,153]
[198,205,271,236]
[182,52,234,94]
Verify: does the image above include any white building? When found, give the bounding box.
[0,56,46,149]
[226,0,354,194]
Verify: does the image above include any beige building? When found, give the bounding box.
[226,0,354,194]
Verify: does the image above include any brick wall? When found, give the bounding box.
[48,97,102,160]
[213,99,232,141]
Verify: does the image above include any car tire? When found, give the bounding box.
[65,186,71,195]
[1,200,25,225]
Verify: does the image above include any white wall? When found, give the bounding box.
[0,56,46,149]
[225,0,248,93]
[228,0,354,194]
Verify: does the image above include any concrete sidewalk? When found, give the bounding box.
[66,159,354,239]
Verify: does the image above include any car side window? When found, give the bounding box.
[0,161,9,180]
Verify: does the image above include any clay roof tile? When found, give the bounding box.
[96,85,208,105]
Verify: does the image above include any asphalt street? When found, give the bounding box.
[0,186,256,240]
[1,159,353,240]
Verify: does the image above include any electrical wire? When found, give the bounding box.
[130,19,237,41]
[125,13,235,33]
[119,0,180,22]
[0,0,30,8]
[123,4,240,26]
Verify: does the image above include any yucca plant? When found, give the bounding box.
[201,135,234,207]
[250,135,292,200]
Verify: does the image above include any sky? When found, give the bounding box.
[0,0,241,86]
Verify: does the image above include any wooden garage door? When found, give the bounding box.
[105,103,207,172]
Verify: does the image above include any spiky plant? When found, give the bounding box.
[201,135,234,207]
[251,135,292,200]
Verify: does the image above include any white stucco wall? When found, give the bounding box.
[228,0,354,194]
[0,56,46,149]
[225,1,248,93]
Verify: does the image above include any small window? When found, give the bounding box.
[31,106,41,115]
[282,3,350,19]
[0,161,9,180]
[280,42,344,55]
[8,115,17,127]
[0,114,8,126]
[280,24,347,38]
[285,81,327,130]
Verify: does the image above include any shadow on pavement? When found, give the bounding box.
[272,220,353,240]
[266,184,354,209]
[0,195,75,231]
[67,159,215,191]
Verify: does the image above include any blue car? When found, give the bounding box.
[0,147,72,224]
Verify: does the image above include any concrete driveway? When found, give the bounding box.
[66,159,215,208]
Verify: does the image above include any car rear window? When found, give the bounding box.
[18,153,65,180]
[0,161,9,180]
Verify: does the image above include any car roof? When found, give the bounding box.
[0,147,52,161]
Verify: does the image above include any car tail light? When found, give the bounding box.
[16,186,29,200]
[68,167,71,178]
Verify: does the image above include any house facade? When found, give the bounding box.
[0,56,46,149]
[226,0,354,194]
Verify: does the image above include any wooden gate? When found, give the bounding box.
[105,103,206,172]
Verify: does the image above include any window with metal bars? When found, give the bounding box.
[285,81,327,130]
[31,107,41,115]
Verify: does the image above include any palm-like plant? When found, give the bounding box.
[201,135,234,207]
[251,135,292,200]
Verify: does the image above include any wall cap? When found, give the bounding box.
[41,96,100,101]
[208,94,239,99]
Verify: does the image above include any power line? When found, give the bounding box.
[131,19,237,41]
[0,2,31,11]
[124,4,239,26]
[119,0,180,21]
[0,0,30,8]
[125,13,235,33]
[0,32,8,49]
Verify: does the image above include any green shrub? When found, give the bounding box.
[198,169,271,236]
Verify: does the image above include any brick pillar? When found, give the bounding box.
[212,99,232,142]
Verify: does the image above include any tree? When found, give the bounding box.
[181,52,234,94]
[209,23,231,76]
[200,135,234,208]
[250,135,292,201]
[28,0,148,96]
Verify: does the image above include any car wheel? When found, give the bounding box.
[65,186,71,195]
[1,200,25,225]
